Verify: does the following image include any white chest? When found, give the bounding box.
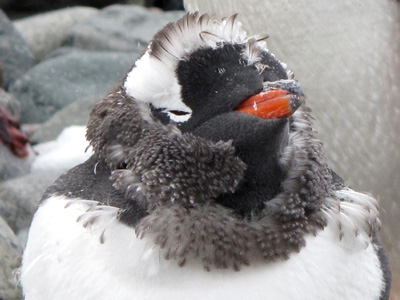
[21,196,384,300]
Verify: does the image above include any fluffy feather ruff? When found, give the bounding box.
[87,86,247,211]
[136,202,304,271]
[87,83,381,270]
[67,199,119,244]
[275,106,332,213]
[322,189,380,249]
[133,106,332,271]
[135,190,381,272]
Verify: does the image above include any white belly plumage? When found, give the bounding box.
[21,195,384,300]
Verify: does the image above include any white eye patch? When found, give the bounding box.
[166,110,191,123]
[123,52,193,122]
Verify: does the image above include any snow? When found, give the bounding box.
[31,126,92,172]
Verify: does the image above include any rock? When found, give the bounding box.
[0,170,62,233]
[0,88,20,119]
[0,0,12,9]
[145,0,184,10]
[4,0,121,11]
[0,145,33,182]
[14,6,99,61]
[9,48,139,124]
[0,215,22,300]
[65,4,184,52]
[16,227,29,249]
[0,125,91,234]
[126,0,146,6]
[20,123,41,140]
[0,66,4,89]
[31,96,100,144]
[0,10,35,89]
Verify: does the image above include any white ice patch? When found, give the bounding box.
[31,126,92,172]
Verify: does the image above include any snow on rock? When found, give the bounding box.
[31,125,92,172]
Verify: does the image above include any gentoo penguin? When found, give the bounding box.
[20,12,391,300]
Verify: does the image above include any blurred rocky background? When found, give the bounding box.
[0,0,398,299]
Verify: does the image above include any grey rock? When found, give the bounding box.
[0,170,63,233]
[65,4,184,52]
[31,95,100,144]
[16,227,29,249]
[0,10,35,89]
[4,0,120,11]
[0,88,20,119]
[19,123,41,140]
[126,0,146,5]
[0,215,22,300]
[0,0,12,9]
[0,145,33,182]
[9,48,139,124]
[14,6,99,61]
[144,0,184,10]
[0,64,4,88]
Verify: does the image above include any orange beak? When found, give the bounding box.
[235,85,305,119]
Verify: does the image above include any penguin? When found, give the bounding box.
[20,12,391,300]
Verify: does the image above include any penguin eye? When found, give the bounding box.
[169,110,190,116]
[166,110,191,123]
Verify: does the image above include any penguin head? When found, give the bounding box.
[117,12,310,220]
[123,13,304,138]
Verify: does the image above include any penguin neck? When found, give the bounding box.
[190,114,289,220]
[219,120,289,219]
